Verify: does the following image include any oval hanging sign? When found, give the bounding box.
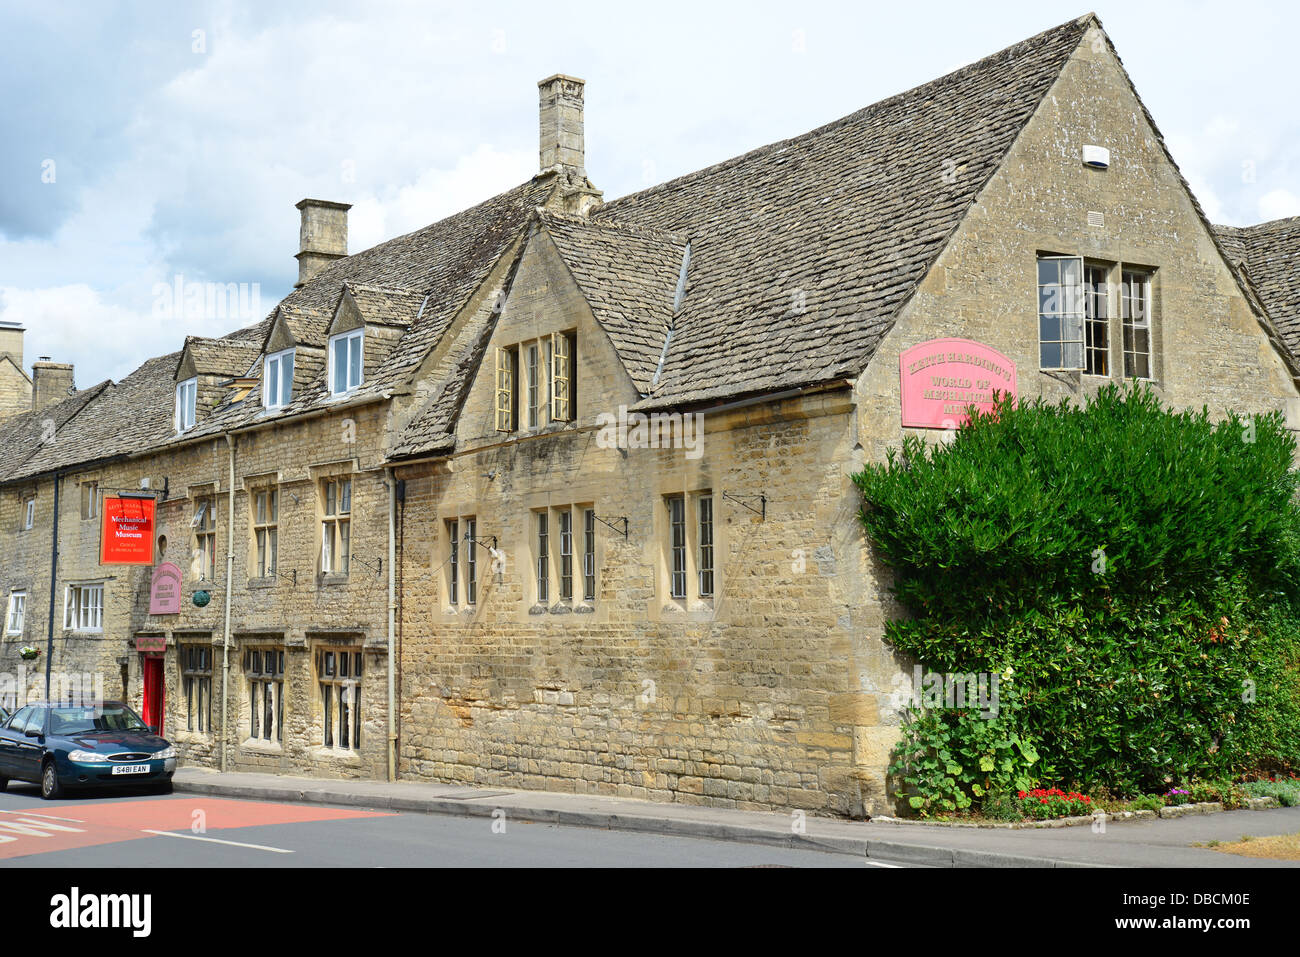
[899,338,1017,429]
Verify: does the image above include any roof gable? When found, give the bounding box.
[594,15,1093,407]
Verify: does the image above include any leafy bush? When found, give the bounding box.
[1128,794,1165,812]
[856,385,1300,801]
[1242,777,1300,807]
[887,675,1044,816]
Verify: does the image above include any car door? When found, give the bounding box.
[10,706,47,782]
[0,707,33,778]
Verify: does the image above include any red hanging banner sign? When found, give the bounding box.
[100,495,156,565]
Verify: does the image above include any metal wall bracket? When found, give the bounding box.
[723,492,766,520]
[594,515,629,540]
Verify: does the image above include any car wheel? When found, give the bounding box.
[40,762,63,800]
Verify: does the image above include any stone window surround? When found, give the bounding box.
[310,460,357,583]
[242,642,286,750]
[178,641,213,736]
[309,635,366,760]
[79,478,101,521]
[528,502,596,615]
[494,329,577,435]
[658,487,718,618]
[442,511,482,613]
[242,472,283,583]
[1037,252,1161,383]
[63,580,106,633]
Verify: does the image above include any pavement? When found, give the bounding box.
[173,766,1300,867]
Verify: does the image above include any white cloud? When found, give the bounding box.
[1259,188,1300,222]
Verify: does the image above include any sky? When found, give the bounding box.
[1,0,1297,388]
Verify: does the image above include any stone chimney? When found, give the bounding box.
[0,321,32,420]
[32,357,75,411]
[295,199,352,288]
[539,74,587,176]
[538,75,602,216]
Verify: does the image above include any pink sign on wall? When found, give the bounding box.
[149,562,183,615]
[899,338,1017,429]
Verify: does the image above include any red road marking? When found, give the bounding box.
[0,798,390,860]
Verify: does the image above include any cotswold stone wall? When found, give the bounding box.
[395,390,900,816]
[0,402,394,781]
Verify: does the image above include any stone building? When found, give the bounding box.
[1,14,1297,815]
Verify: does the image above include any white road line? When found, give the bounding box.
[0,809,85,823]
[862,859,902,868]
[141,829,294,853]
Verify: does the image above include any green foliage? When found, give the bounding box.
[888,676,1044,816]
[1242,777,1300,807]
[856,384,1300,799]
[1128,794,1165,812]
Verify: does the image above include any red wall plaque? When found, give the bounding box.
[899,338,1017,429]
[100,496,156,565]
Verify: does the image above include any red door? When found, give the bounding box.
[142,657,165,732]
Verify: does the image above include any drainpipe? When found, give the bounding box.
[385,467,398,781]
[43,471,63,701]
[220,434,236,772]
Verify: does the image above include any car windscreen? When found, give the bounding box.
[49,705,150,735]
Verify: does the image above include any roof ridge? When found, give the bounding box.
[597,14,1093,217]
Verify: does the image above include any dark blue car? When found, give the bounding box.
[0,701,176,799]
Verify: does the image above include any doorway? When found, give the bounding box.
[142,656,165,732]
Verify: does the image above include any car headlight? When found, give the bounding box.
[155,746,176,760]
[68,750,108,763]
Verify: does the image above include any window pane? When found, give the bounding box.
[280,353,294,405]
[333,339,347,393]
[1039,343,1062,369]
[348,334,362,388]
[1037,259,1059,284]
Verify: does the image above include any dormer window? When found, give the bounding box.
[176,377,198,432]
[264,348,295,409]
[329,330,364,397]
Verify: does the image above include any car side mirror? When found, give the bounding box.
[24,728,41,738]
[147,725,158,735]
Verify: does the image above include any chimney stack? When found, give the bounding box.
[32,358,75,412]
[538,74,587,177]
[0,321,32,420]
[295,199,352,288]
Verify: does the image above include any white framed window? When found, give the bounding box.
[23,497,35,530]
[667,495,687,599]
[253,489,279,578]
[497,332,575,433]
[1122,269,1154,380]
[64,583,104,632]
[264,348,295,409]
[1037,256,1085,371]
[5,591,25,635]
[193,498,217,581]
[176,377,198,432]
[329,330,364,396]
[583,508,596,602]
[321,478,351,575]
[1084,264,1110,377]
[447,518,459,605]
[80,481,99,520]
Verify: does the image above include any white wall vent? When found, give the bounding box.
[1087,210,1105,228]
[1082,145,1110,169]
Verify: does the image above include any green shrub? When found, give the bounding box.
[887,675,1045,816]
[856,384,1300,799]
[1129,794,1165,812]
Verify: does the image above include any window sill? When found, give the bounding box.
[443,605,477,616]
[309,745,364,762]
[240,737,283,754]
[317,574,351,587]
[174,729,214,742]
[247,577,278,590]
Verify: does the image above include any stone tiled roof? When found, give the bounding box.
[3,354,181,482]
[1215,216,1300,355]
[272,304,331,350]
[0,381,112,482]
[587,15,1093,408]
[344,282,429,328]
[541,211,686,392]
[180,336,264,379]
